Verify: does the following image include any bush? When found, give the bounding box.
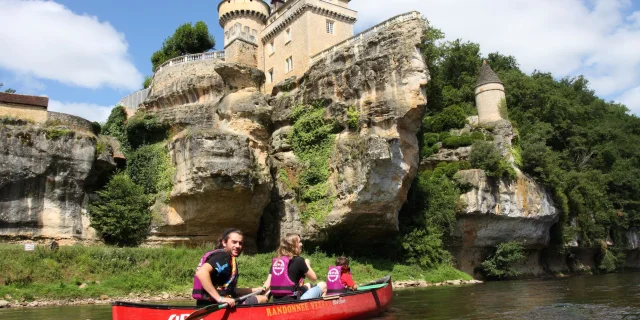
[442,133,473,148]
[127,143,175,195]
[88,173,151,246]
[470,141,516,179]
[91,121,102,135]
[347,106,360,130]
[102,106,129,151]
[423,104,467,132]
[480,241,526,278]
[126,111,170,149]
[402,228,452,269]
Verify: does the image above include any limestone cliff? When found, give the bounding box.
[136,17,428,248]
[0,119,120,241]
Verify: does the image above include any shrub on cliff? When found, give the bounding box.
[102,106,130,152]
[88,173,151,247]
[480,241,525,279]
[423,104,467,133]
[127,142,175,195]
[470,141,516,179]
[125,111,170,149]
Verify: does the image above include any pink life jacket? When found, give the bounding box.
[326,266,347,294]
[192,249,238,301]
[270,256,298,296]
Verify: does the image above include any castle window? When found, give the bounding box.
[286,28,291,44]
[244,26,250,35]
[285,56,293,73]
[326,20,334,34]
[269,41,275,55]
[268,69,274,84]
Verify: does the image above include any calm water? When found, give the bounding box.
[2,272,639,320]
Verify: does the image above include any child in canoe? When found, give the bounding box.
[326,256,357,295]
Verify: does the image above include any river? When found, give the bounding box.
[1,272,639,320]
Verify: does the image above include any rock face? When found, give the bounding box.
[435,119,560,277]
[139,18,428,248]
[263,18,428,246]
[0,122,119,240]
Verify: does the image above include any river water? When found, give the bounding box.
[1,272,639,320]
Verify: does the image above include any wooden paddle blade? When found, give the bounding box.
[185,303,224,320]
[357,283,388,291]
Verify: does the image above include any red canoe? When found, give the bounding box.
[112,276,392,320]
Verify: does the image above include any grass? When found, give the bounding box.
[0,244,471,301]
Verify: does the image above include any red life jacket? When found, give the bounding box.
[326,266,347,294]
[270,256,301,296]
[192,249,238,301]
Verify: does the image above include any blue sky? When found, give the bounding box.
[1,0,640,122]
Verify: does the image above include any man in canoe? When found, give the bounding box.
[193,228,268,307]
[262,233,327,301]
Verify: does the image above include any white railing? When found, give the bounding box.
[156,50,226,72]
[118,88,150,109]
[309,11,420,65]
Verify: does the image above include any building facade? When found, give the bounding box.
[218,0,358,93]
[0,92,49,123]
[475,61,506,124]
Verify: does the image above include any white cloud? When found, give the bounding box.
[618,86,640,114]
[0,0,142,91]
[352,0,640,114]
[48,100,113,123]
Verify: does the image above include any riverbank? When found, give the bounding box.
[0,244,472,308]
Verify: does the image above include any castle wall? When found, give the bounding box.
[307,11,354,56]
[263,11,311,93]
[475,83,505,124]
[225,39,258,67]
[0,102,47,123]
[222,15,263,47]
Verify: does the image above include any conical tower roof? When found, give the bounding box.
[475,60,503,87]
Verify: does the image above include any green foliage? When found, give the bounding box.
[91,121,102,135]
[470,141,516,179]
[442,133,473,149]
[480,241,526,278]
[598,246,625,273]
[151,21,215,71]
[143,76,153,89]
[289,103,340,223]
[402,228,452,268]
[44,128,73,140]
[127,143,175,195]
[102,106,129,152]
[423,104,468,132]
[347,106,360,130]
[88,173,151,247]
[498,98,509,120]
[125,111,170,149]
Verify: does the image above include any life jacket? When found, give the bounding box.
[270,256,300,296]
[192,249,238,301]
[326,266,347,294]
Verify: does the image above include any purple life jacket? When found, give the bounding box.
[326,266,347,294]
[192,249,237,301]
[270,256,298,296]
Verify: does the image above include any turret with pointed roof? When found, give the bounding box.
[475,60,506,124]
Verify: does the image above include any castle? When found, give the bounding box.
[219,0,357,93]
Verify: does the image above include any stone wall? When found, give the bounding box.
[475,83,505,124]
[0,103,47,123]
[225,39,258,67]
[47,111,95,133]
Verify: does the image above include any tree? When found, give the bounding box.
[143,76,152,89]
[0,83,16,94]
[151,21,215,71]
[88,173,151,246]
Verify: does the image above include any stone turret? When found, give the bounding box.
[475,61,506,124]
[218,0,270,66]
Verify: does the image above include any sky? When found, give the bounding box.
[1,0,640,122]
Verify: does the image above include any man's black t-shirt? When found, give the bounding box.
[270,256,309,302]
[204,251,237,297]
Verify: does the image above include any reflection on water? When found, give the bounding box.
[1,272,639,320]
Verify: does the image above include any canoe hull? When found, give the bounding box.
[112,280,392,320]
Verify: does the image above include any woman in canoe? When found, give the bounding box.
[193,228,268,307]
[262,233,327,301]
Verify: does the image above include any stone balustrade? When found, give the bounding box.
[155,51,226,73]
[310,11,421,65]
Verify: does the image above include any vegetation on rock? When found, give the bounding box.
[127,142,175,195]
[480,241,526,278]
[102,106,130,152]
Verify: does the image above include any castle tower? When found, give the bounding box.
[218,0,270,66]
[475,61,506,124]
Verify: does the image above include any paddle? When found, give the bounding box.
[359,275,391,287]
[185,290,265,320]
[356,283,388,291]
